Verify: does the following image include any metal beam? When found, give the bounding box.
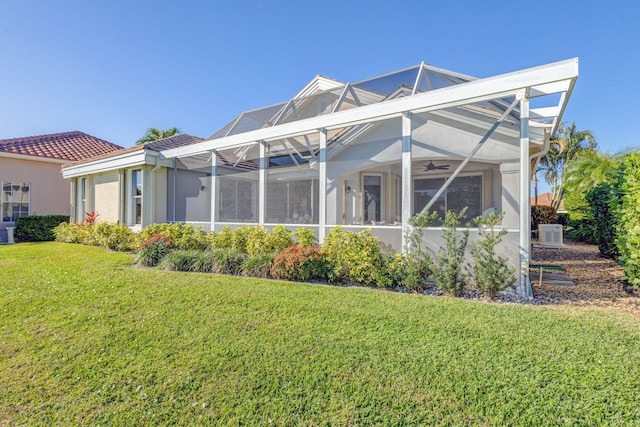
[420,97,520,213]
[210,151,217,228]
[401,113,413,252]
[161,58,578,159]
[259,142,266,224]
[319,129,327,242]
[519,95,533,298]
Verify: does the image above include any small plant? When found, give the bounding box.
[136,234,173,267]
[159,250,202,272]
[242,253,275,278]
[295,227,317,247]
[138,223,213,251]
[403,211,439,291]
[212,225,234,250]
[84,211,99,224]
[433,209,470,296]
[211,248,247,275]
[93,222,137,251]
[271,246,328,282]
[531,205,557,231]
[468,213,516,298]
[321,227,388,286]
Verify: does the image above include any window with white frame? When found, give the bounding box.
[413,175,482,222]
[1,181,30,222]
[131,169,142,225]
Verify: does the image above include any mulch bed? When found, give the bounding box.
[532,241,640,316]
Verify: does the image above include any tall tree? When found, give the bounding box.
[136,127,181,145]
[537,122,597,210]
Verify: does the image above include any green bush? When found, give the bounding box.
[403,211,439,291]
[433,209,470,296]
[469,213,515,298]
[53,222,98,246]
[531,205,558,231]
[270,246,328,282]
[212,225,234,250]
[295,228,317,247]
[211,248,247,275]
[244,225,294,256]
[612,153,640,287]
[586,183,618,258]
[136,234,173,267]
[138,223,213,251]
[230,226,251,253]
[93,222,137,251]
[159,250,202,272]
[321,227,388,286]
[15,215,69,242]
[242,253,275,279]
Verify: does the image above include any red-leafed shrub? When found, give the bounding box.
[136,233,174,267]
[270,246,328,282]
[531,205,558,231]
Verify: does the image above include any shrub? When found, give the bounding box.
[586,183,618,258]
[403,211,439,291]
[242,254,275,278]
[212,225,233,250]
[159,250,202,272]
[433,209,470,296]
[271,246,328,281]
[612,153,640,288]
[138,223,213,251]
[531,205,558,231]
[469,213,515,298]
[244,225,295,257]
[53,222,98,246]
[230,226,251,253]
[93,222,137,251]
[136,234,173,267]
[295,228,317,247]
[210,248,247,275]
[379,253,408,289]
[321,227,388,286]
[15,215,69,242]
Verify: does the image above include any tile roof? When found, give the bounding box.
[62,133,204,168]
[0,131,123,161]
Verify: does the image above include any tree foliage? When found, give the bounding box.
[136,127,182,145]
[537,122,597,210]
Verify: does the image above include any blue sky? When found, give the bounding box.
[1,0,639,158]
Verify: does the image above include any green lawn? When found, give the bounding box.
[1,243,639,425]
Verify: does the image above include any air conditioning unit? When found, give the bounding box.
[538,224,563,248]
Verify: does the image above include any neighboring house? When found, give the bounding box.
[531,192,565,211]
[0,131,122,232]
[62,59,579,296]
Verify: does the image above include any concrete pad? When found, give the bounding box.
[530,272,575,287]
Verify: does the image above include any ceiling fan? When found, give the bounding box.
[424,161,450,172]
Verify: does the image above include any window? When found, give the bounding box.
[1,181,30,222]
[266,178,318,224]
[131,169,142,225]
[362,174,383,224]
[413,175,482,222]
[218,178,255,222]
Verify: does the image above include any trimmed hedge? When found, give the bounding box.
[15,215,70,242]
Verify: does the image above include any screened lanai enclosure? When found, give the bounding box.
[164,59,579,296]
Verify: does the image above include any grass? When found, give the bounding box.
[1,242,639,425]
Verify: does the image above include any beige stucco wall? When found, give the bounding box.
[92,173,120,223]
[0,155,69,228]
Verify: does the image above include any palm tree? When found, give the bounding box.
[136,127,182,145]
[563,150,621,196]
[537,122,597,210]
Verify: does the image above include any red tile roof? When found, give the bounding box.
[0,131,123,161]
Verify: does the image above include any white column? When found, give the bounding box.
[259,141,266,224]
[319,129,327,242]
[401,113,412,252]
[210,151,217,230]
[519,94,533,297]
[69,178,76,222]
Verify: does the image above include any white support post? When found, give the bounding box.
[259,141,266,224]
[401,113,412,252]
[319,129,327,243]
[519,93,533,298]
[210,151,217,230]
